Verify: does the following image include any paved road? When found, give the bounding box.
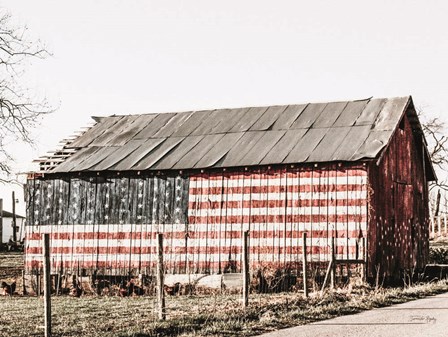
[259,292,448,337]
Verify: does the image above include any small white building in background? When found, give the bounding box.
[1,210,25,243]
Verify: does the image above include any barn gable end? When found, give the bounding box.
[367,101,432,278]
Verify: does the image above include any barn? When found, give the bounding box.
[25,95,436,283]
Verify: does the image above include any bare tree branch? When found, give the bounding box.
[0,10,52,181]
[417,108,448,216]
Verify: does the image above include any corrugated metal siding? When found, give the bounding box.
[25,164,368,275]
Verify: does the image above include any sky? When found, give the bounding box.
[1,0,448,215]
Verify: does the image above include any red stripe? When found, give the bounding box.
[29,226,365,241]
[189,214,366,224]
[189,199,367,209]
[26,260,354,271]
[26,241,362,257]
[192,168,366,181]
[189,184,365,195]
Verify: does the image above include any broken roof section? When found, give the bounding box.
[38,96,434,178]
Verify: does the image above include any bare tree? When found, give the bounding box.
[418,109,448,218]
[0,10,51,181]
[419,113,448,190]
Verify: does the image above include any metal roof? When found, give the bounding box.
[41,96,430,173]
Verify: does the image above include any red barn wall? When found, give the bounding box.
[367,113,429,279]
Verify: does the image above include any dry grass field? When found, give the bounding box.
[1,251,448,337]
[0,280,447,336]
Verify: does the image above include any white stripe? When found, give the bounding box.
[187,221,367,232]
[26,221,367,248]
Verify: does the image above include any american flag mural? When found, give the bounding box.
[25,164,368,275]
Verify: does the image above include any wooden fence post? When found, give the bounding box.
[443,213,448,235]
[22,270,27,295]
[321,237,336,295]
[36,271,41,297]
[242,230,249,308]
[321,259,333,295]
[157,233,166,320]
[302,232,308,298]
[437,216,442,237]
[43,234,52,337]
[12,191,17,242]
[361,238,366,283]
[430,216,435,239]
[330,237,335,289]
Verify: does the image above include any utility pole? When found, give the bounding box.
[12,191,17,242]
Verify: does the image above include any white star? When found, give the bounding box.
[138,204,143,208]
[105,215,109,220]
[138,193,143,198]
[137,215,142,220]
[58,210,62,214]
[58,220,62,225]
[105,204,109,209]
[175,208,180,213]
[139,181,144,186]
[35,210,39,215]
